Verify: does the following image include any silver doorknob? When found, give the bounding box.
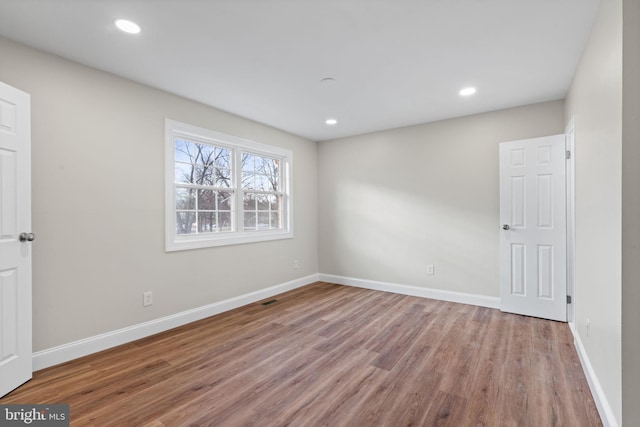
[19,232,35,242]
[502,224,510,230]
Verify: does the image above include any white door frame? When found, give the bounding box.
[565,117,576,323]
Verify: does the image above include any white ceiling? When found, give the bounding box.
[0,0,600,141]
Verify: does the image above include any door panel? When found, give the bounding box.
[510,244,525,295]
[1,270,19,363]
[510,176,525,227]
[499,135,567,321]
[0,81,32,397]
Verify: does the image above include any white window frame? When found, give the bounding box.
[165,119,293,251]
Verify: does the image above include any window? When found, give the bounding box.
[165,119,292,251]
[241,153,282,231]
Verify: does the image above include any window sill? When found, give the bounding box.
[165,229,294,252]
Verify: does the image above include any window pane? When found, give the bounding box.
[175,163,195,184]
[215,148,231,169]
[195,143,215,167]
[253,175,268,191]
[198,189,215,210]
[215,168,231,187]
[263,158,279,178]
[269,194,280,211]
[267,173,279,191]
[218,212,232,231]
[254,155,266,172]
[241,172,254,189]
[218,191,233,210]
[244,212,256,230]
[176,144,232,188]
[242,154,279,191]
[198,212,216,233]
[176,187,196,210]
[254,156,279,187]
[175,140,194,163]
[257,194,269,210]
[258,212,270,229]
[270,212,280,228]
[195,165,215,186]
[242,153,255,172]
[176,211,196,234]
[243,193,256,210]
[269,158,280,172]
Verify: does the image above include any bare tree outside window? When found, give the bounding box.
[241,153,282,231]
[175,139,233,234]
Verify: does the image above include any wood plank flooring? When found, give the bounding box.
[1,282,602,426]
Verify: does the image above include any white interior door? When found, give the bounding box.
[0,81,32,397]
[499,134,567,321]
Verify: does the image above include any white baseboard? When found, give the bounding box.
[569,322,618,427]
[33,273,319,371]
[319,273,500,309]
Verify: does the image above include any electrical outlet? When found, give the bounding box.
[293,259,300,270]
[426,265,435,275]
[586,319,590,337]
[143,291,153,307]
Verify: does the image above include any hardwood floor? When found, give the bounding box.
[1,282,602,426]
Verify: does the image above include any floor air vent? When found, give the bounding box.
[262,299,278,306]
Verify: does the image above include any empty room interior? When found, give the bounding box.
[0,0,639,426]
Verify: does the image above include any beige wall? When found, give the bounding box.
[622,0,640,424]
[565,0,623,422]
[318,100,565,296]
[0,37,318,352]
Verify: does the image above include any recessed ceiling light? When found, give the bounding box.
[325,118,338,125]
[115,19,141,34]
[459,87,477,96]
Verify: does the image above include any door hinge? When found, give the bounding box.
[567,295,572,304]
[566,150,571,160]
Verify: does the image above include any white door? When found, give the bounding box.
[499,134,567,321]
[0,81,32,397]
